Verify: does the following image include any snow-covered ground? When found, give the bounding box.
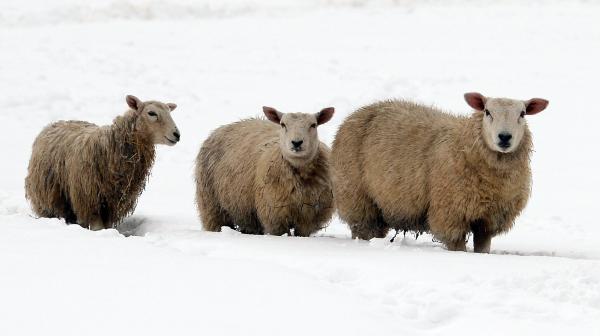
[1,0,599,335]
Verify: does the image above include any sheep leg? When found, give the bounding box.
[335,181,387,240]
[199,202,234,233]
[473,234,491,253]
[261,218,290,236]
[351,218,389,240]
[471,221,492,253]
[63,196,78,224]
[351,222,387,240]
[256,203,290,236]
[88,217,105,231]
[263,224,291,236]
[237,214,263,235]
[445,238,467,252]
[293,215,324,237]
[429,210,468,252]
[293,224,313,237]
[348,202,389,240]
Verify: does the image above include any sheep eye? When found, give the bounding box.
[310,123,317,128]
[484,109,491,117]
[148,111,158,117]
[520,111,526,118]
[280,123,286,129]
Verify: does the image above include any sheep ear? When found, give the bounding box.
[316,107,335,125]
[167,103,177,111]
[263,106,283,124]
[525,98,548,115]
[464,92,486,111]
[126,95,143,111]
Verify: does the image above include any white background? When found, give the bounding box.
[0,1,598,335]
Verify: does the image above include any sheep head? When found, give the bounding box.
[263,106,334,167]
[126,95,180,146]
[465,92,548,153]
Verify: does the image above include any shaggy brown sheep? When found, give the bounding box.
[25,95,180,230]
[331,93,548,252]
[195,106,335,236]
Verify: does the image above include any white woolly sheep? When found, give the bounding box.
[331,93,548,252]
[25,95,180,230]
[195,106,335,236]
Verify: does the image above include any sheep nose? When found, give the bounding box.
[498,133,512,142]
[291,140,303,149]
[173,131,180,141]
[498,132,512,148]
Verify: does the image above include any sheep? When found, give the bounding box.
[25,95,180,230]
[331,92,548,252]
[195,106,335,236]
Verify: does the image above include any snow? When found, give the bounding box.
[1,0,599,335]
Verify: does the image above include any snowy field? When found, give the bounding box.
[1,0,599,335]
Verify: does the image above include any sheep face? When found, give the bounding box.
[464,92,548,153]
[126,95,180,146]
[263,106,334,167]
